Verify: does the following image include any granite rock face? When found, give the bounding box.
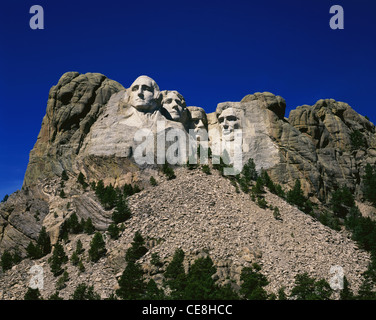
[23,72,125,187]
[1,72,376,298]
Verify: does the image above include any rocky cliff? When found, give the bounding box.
[1,71,375,299]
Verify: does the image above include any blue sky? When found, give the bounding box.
[0,0,375,199]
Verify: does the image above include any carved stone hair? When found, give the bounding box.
[161,90,187,108]
[126,75,162,106]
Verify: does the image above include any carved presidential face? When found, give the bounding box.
[218,107,240,141]
[190,110,207,132]
[162,91,186,122]
[129,76,160,113]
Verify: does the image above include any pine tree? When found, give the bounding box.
[71,251,79,266]
[59,189,66,198]
[144,279,165,300]
[150,176,158,186]
[290,273,332,300]
[252,177,265,195]
[107,223,120,239]
[36,226,51,257]
[61,170,69,181]
[71,283,101,300]
[88,232,107,262]
[26,241,41,260]
[363,164,376,205]
[67,213,83,234]
[162,163,176,180]
[50,241,68,277]
[116,260,146,299]
[164,248,186,299]
[239,263,269,300]
[75,239,84,255]
[24,288,43,300]
[330,186,355,218]
[184,256,219,300]
[84,217,95,235]
[125,231,148,263]
[340,276,354,300]
[77,172,88,189]
[1,251,13,271]
[112,198,131,224]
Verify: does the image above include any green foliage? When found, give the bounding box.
[162,163,176,180]
[286,180,313,214]
[239,263,269,300]
[201,164,211,175]
[350,130,366,150]
[83,217,95,235]
[66,213,83,234]
[1,251,13,271]
[363,164,376,205]
[125,231,148,263]
[330,186,355,218]
[61,170,69,181]
[77,172,89,189]
[112,198,132,224]
[95,181,118,210]
[183,256,220,300]
[71,251,79,266]
[290,273,332,300]
[251,177,265,195]
[340,277,355,300]
[75,239,84,255]
[150,176,158,186]
[48,291,63,300]
[24,288,43,300]
[56,271,69,290]
[26,227,51,259]
[186,158,198,170]
[71,283,101,300]
[123,183,141,197]
[144,279,165,300]
[277,287,287,300]
[78,260,86,273]
[345,206,376,253]
[242,158,258,183]
[212,154,232,176]
[107,223,120,239]
[59,189,66,198]
[116,260,146,299]
[1,194,9,203]
[151,252,163,268]
[273,206,282,220]
[318,210,341,231]
[257,196,268,209]
[164,248,187,299]
[88,232,107,262]
[50,241,68,277]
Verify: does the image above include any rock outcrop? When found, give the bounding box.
[1,71,376,299]
[0,169,371,299]
[23,72,124,187]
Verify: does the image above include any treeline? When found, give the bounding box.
[23,231,341,300]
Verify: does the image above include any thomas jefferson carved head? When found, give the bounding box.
[161,90,187,123]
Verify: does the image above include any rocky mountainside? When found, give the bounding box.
[0,168,370,299]
[1,71,376,299]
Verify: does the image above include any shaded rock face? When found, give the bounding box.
[23,72,125,187]
[284,99,376,199]
[4,71,376,268]
[2,72,376,299]
[23,72,376,201]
